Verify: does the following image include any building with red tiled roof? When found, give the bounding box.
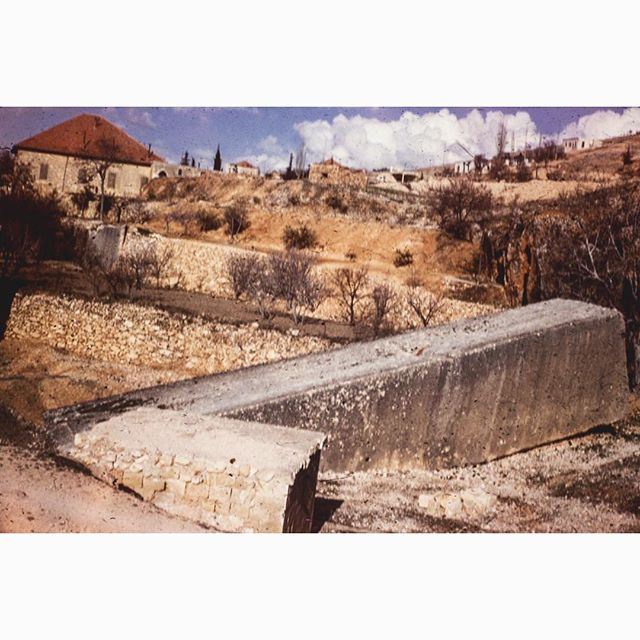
[13,114,165,197]
[225,160,260,176]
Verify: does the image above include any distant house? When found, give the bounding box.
[562,137,603,153]
[13,114,165,196]
[225,160,260,177]
[308,157,367,188]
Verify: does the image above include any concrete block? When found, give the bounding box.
[48,299,628,473]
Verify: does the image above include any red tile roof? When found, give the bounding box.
[14,114,164,166]
[235,160,256,168]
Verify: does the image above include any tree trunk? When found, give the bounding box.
[0,280,19,341]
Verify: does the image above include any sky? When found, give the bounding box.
[1,107,640,172]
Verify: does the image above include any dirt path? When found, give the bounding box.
[0,445,205,532]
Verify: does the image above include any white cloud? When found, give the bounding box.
[292,109,540,170]
[123,108,157,129]
[559,107,640,140]
[239,135,289,173]
[257,135,283,155]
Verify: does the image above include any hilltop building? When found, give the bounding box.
[562,137,603,153]
[225,160,260,177]
[13,114,165,196]
[308,158,367,188]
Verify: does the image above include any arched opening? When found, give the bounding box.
[158,170,167,178]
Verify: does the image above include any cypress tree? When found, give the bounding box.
[214,145,222,171]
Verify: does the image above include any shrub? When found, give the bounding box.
[393,248,414,268]
[196,208,222,232]
[282,224,317,250]
[70,184,96,215]
[122,199,153,225]
[331,266,370,326]
[427,179,494,241]
[224,253,263,300]
[145,244,175,288]
[515,162,533,182]
[224,201,250,238]
[326,194,348,214]
[540,180,640,385]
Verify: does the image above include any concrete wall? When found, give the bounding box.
[47,299,629,473]
[84,223,127,269]
[16,149,153,196]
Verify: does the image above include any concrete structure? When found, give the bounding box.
[13,114,164,197]
[562,137,603,153]
[60,408,326,533]
[308,158,367,189]
[151,161,206,179]
[47,299,629,474]
[225,160,260,177]
[83,223,127,269]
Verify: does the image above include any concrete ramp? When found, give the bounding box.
[47,299,629,472]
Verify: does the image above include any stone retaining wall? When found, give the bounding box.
[62,408,325,532]
[48,299,630,473]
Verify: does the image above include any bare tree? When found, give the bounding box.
[145,244,174,288]
[224,252,263,299]
[81,137,122,219]
[405,285,445,328]
[269,250,327,324]
[331,266,370,325]
[496,120,508,157]
[427,179,494,241]
[369,283,396,336]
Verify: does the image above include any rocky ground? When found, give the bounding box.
[1,279,637,534]
[315,408,640,533]
[6,292,333,379]
[2,407,638,533]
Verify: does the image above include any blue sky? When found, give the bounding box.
[1,107,638,171]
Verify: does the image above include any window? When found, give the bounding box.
[77,168,88,183]
[140,176,149,189]
[107,172,116,189]
[38,163,49,180]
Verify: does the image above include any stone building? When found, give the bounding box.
[225,160,260,177]
[308,158,367,188]
[13,113,165,196]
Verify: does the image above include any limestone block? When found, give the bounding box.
[57,408,326,533]
[165,478,186,497]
